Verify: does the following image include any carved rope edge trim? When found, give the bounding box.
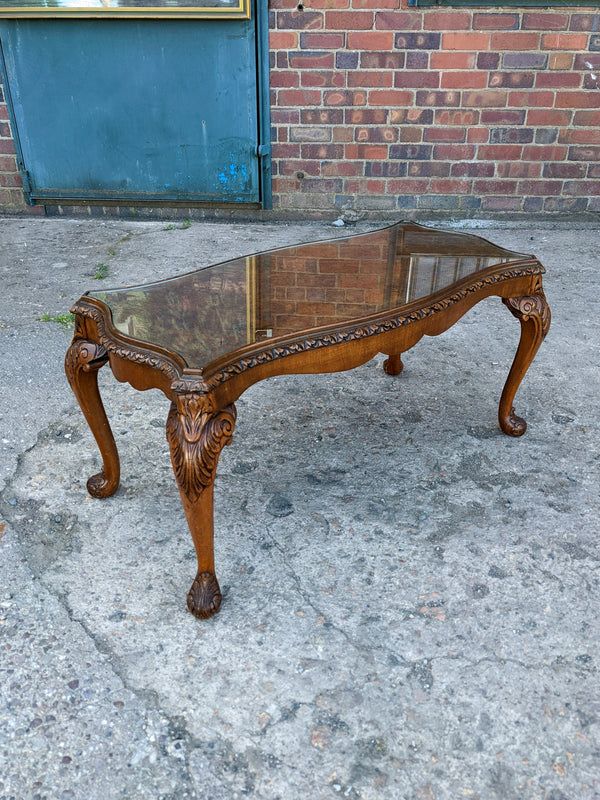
[71,301,181,381]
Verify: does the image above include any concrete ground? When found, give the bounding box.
[0,215,598,800]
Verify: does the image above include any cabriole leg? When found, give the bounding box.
[499,291,551,437]
[65,338,120,498]
[166,394,236,619]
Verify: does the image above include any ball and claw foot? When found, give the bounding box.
[499,407,527,437]
[187,571,222,619]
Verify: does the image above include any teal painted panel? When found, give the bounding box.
[0,17,260,203]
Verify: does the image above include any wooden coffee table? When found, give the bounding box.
[66,221,550,619]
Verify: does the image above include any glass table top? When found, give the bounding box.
[89,221,530,369]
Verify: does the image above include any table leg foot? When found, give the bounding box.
[65,337,120,498]
[166,394,236,619]
[499,290,551,437]
[187,571,222,619]
[383,354,404,375]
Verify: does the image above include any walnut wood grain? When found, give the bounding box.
[65,221,551,619]
[499,288,551,436]
[166,393,236,619]
[65,337,120,498]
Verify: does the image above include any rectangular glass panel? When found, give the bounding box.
[90,223,525,369]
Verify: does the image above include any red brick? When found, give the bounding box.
[430,52,476,71]
[523,13,568,30]
[289,52,335,69]
[462,90,507,108]
[554,91,600,109]
[347,31,394,50]
[325,10,373,29]
[522,145,568,160]
[548,53,574,70]
[573,109,600,126]
[568,145,600,161]
[473,179,519,193]
[355,127,398,143]
[489,72,535,89]
[299,145,345,161]
[435,109,479,125]
[430,179,472,193]
[279,160,322,176]
[496,162,542,178]
[307,0,350,7]
[423,11,471,31]
[353,0,398,7]
[321,160,363,176]
[416,90,461,107]
[491,33,540,50]
[517,180,562,195]
[542,33,589,50]
[301,71,345,88]
[324,90,367,106]
[527,108,572,126]
[369,90,413,107]
[276,11,324,30]
[433,144,475,160]
[301,108,343,124]
[278,89,322,106]
[467,128,489,143]
[442,32,489,51]
[374,11,423,30]
[269,32,298,49]
[570,13,600,32]
[536,73,581,89]
[299,32,345,48]
[386,179,429,194]
[473,13,519,30]
[543,163,586,178]
[360,52,405,69]
[348,71,393,88]
[407,162,450,177]
[394,71,440,89]
[451,162,494,177]
[477,145,523,160]
[424,127,466,143]
[345,108,388,124]
[481,109,526,125]
[481,196,522,211]
[270,71,300,89]
[508,91,555,107]
[441,72,487,90]
[271,109,300,124]
[559,128,600,144]
[391,108,433,124]
[563,180,600,196]
[344,144,389,160]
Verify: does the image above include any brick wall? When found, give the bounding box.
[269,0,600,217]
[1,3,599,218]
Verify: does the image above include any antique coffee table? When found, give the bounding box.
[66,221,550,619]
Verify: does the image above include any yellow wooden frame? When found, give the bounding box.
[0,0,250,19]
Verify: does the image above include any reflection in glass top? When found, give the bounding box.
[89,222,529,370]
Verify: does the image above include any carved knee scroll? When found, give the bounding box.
[65,337,120,498]
[499,290,551,437]
[166,394,236,619]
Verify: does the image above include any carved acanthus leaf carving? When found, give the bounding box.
[166,395,236,503]
[503,292,551,338]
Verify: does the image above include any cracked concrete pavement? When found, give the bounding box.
[0,216,599,799]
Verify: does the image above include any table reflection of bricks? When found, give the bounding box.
[264,229,392,334]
